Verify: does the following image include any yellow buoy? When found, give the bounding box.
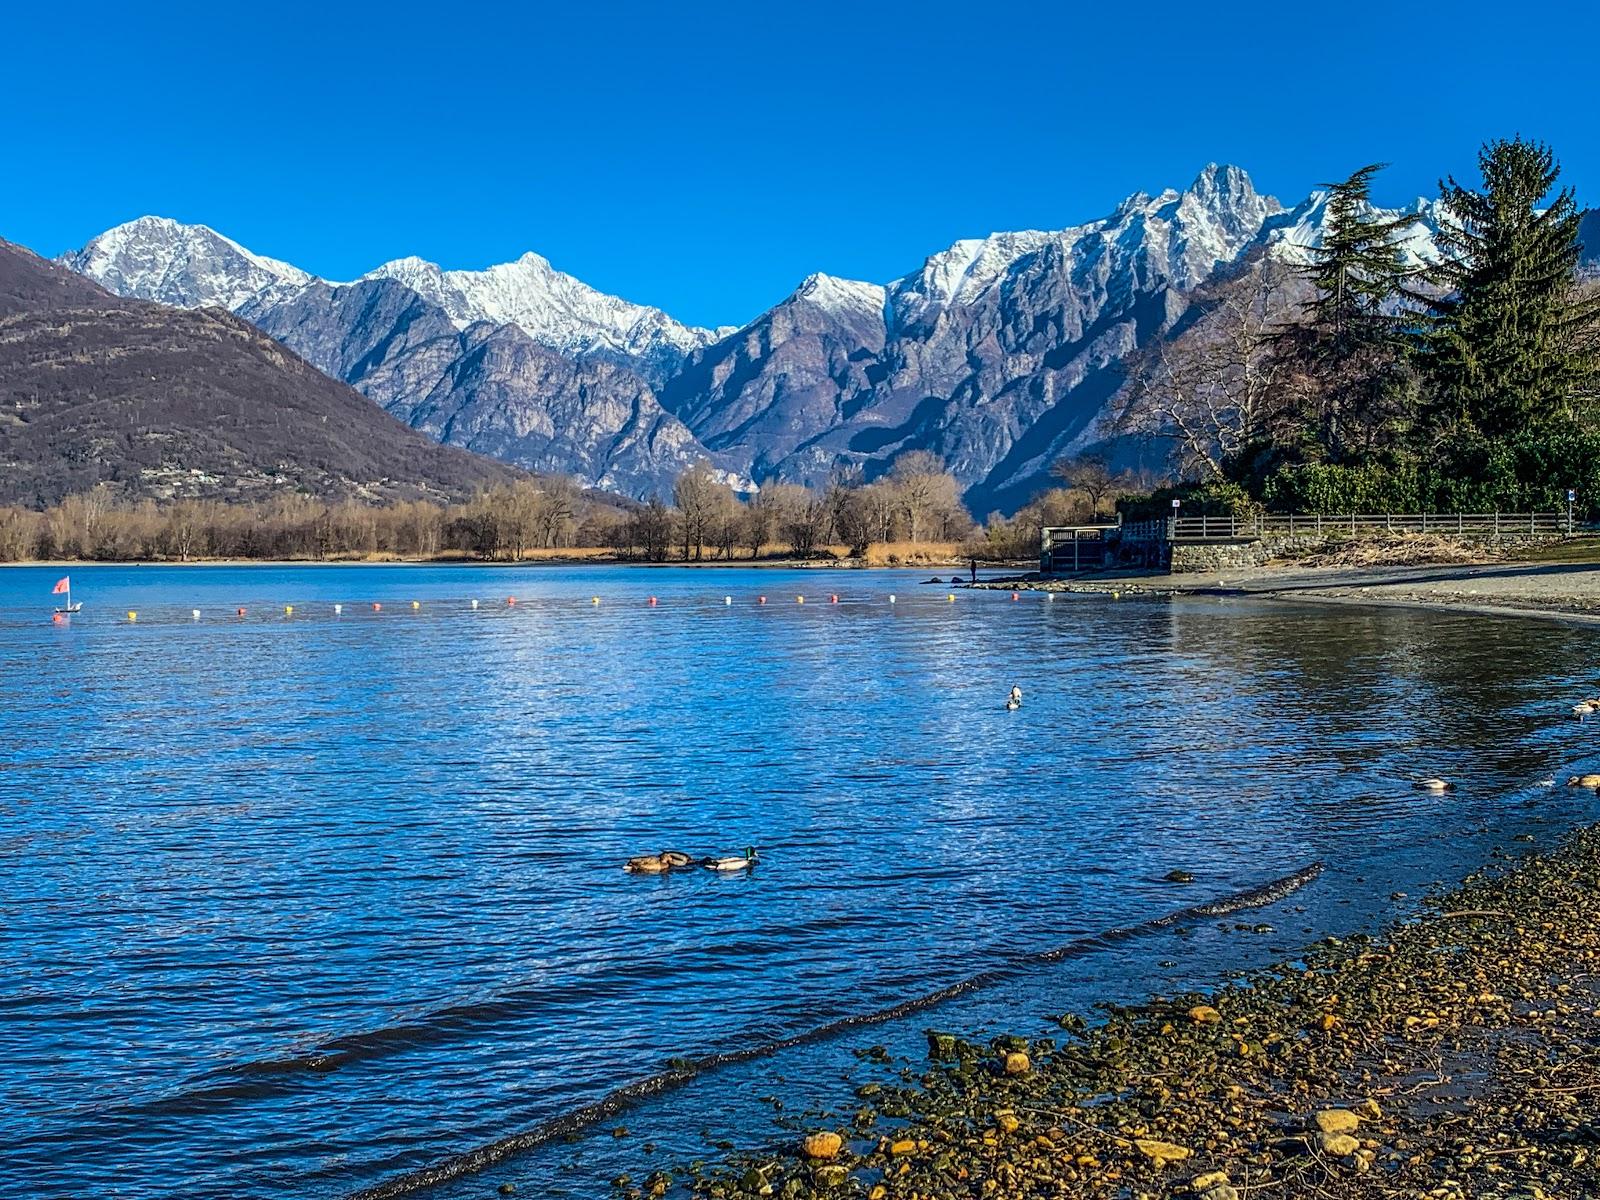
[947,594,955,602]
[285,605,294,615]
[796,595,804,604]
[592,596,600,605]
[411,600,420,610]
[127,611,137,622]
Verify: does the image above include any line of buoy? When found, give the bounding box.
[71,590,1015,625]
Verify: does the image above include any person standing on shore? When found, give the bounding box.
[970,558,978,584]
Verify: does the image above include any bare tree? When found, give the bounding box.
[742,488,777,558]
[673,461,721,561]
[889,451,964,543]
[534,475,579,548]
[1051,454,1120,518]
[1118,260,1297,480]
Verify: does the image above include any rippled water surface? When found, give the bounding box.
[5,564,1600,1200]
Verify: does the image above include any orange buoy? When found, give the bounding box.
[52,613,63,624]
[372,602,381,611]
[507,597,516,606]
[759,596,767,605]
[236,607,246,617]
[830,594,838,603]
[649,596,658,606]
[1012,592,1020,601]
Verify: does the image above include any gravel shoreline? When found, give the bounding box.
[973,559,1600,627]
[642,822,1600,1200]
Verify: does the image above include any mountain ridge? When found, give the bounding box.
[1,237,521,508]
[60,165,1479,511]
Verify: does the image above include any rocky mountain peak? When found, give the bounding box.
[60,216,311,311]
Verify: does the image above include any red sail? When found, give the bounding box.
[52,577,70,595]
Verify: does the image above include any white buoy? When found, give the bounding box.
[191,609,201,620]
[471,599,480,610]
[724,596,732,605]
[889,594,897,603]
[334,603,343,615]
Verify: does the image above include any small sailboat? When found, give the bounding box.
[52,575,82,614]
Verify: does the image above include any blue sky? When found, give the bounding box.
[8,0,1598,328]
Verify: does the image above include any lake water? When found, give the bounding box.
[5,564,1600,1200]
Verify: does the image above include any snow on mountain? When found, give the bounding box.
[360,250,727,381]
[56,164,1458,509]
[1262,191,1449,269]
[64,224,729,384]
[59,216,311,311]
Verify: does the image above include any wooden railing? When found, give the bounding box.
[1114,512,1569,545]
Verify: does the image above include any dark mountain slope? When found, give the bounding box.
[0,238,521,508]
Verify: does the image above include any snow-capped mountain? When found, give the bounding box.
[59,216,311,311]
[362,252,730,384]
[58,165,1452,509]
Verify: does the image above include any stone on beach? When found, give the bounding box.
[801,1131,843,1160]
[1003,1050,1031,1075]
[1134,1138,1192,1166]
[1312,1108,1361,1134]
[1317,1131,1361,1156]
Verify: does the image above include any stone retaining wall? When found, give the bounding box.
[1167,531,1564,574]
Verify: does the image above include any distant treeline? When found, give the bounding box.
[0,451,1145,564]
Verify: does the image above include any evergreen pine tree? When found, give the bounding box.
[1274,163,1422,461]
[1426,137,1600,436]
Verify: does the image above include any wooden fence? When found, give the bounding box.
[1121,512,1568,544]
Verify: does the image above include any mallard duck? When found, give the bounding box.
[660,850,695,869]
[624,854,670,874]
[1574,702,1598,718]
[1004,696,1020,711]
[1568,774,1600,789]
[704,847,759,871]
[1416,778,1454,792]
